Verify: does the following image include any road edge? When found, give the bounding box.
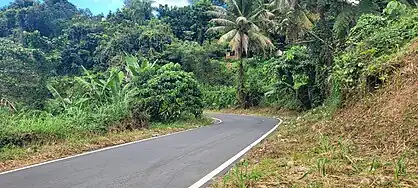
[188,116,283,188]
[0,117,221,175]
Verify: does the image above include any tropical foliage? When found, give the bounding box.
[0,0,417,166]
[334,5,418,99]
[207,0,275,107]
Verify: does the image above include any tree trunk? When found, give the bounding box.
[237,57,246,108]
[237,34,247,108]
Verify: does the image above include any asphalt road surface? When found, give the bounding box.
[0,113,278,188]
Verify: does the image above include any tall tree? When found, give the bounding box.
[0,38,52,108]
[189,0,226,6]
[207,0,274,107]
[157,1,212,43]
[124,0,155,24]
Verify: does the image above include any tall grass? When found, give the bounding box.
[0,101,130,148]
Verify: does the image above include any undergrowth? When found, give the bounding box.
[212,38,418,188]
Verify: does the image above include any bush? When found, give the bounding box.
[110,105,150,131]
[244,60,270,108]
[0,38,52,108]
[333,6,418,100]
[0,59,203,149]
[130,105,150,129]
[201,85,236,109]
[265,46,319,110]
[138,63,203,121]
[160,41,232,85]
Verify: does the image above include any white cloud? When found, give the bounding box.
[155,0,189,7]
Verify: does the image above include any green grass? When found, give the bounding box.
[0,146,26,161]
[0,103,129,148]
[0,115,212,172]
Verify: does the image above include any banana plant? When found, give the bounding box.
[49,56,153,111]
[47,84,90,112]
[75,66,105,101]
[103,68,125,102]
[125,55,156,79]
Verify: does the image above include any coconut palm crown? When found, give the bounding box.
[207,0,275,107]
[207,0,275,58]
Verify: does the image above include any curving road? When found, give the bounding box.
[0,114,279,188]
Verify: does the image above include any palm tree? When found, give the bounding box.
[207,0,275,108]
[266,0,388,41]
[266,0,315,42]
[270,0,416,41]
[124,0,156,24]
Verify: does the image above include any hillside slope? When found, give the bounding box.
[213,41,418,187]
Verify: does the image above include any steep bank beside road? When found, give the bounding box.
[213,39,418,187]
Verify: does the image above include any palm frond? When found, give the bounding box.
[249,9,265,21]
[248,7,275,22]
[228,0,243,16]
[210,18,236,26]
[207,0,275,58]
[333,6,355,40]
[273,0,291,12]
[401,0,417,6]
[248,30,274,51]
[206,26,232,34]
[295,10,313,30]
[207,10,228,19]
[230,31,243,57]
[250,23,261,32]
[218,29,238,44]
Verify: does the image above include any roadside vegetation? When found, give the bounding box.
[0,0,417,186]
[212,39,418,187]
[208,0,418,187]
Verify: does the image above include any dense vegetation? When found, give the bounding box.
[0,0,417,178]
[209,1,418,187]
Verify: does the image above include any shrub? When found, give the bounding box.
[266,46,319,110]
[161,41,231,85]
[0,38,52,108]
[245,60,270,108]
[201,85,237,109]
[333,6,418,100]
[130,105,150,129]
[138,63,203,121]
[110,105,150,131]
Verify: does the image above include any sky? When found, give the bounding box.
[0,0,189,15]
